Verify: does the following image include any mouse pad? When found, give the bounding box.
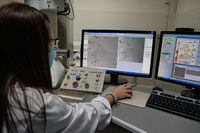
[101,86,150,108]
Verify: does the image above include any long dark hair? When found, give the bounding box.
[0,2,53,133]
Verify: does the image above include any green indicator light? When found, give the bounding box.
[169,39,173,41]
[164,39,168,41]
[158,76,162,78]
[167,43,171,44]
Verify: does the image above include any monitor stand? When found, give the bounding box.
[104,73,127,85]
[191,88,200,100]
[181,87,200,100]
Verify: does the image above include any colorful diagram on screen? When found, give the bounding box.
[174,38,199,65]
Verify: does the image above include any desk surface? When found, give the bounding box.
[55,84,200,133]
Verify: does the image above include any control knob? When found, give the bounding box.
[76,75,81,80]
[73,81,78,88]
[85,83,89,88]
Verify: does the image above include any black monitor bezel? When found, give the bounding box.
[80,29,156,78]
[155,31,200,88]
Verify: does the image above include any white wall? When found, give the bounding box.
[72,0,187,93]
[73,0,177,43]
[175,0,200,31]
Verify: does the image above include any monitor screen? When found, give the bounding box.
[80,30,156,84]
[155,31,200,90]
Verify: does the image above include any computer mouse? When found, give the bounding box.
[128,93,132,96]
[125,93,132,99]
[152,87,163,91]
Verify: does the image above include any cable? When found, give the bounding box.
[61,63,69,69]
[131,77,138,87]
[57,0,69,15]
[58,8,70,16]
[131,77,158,88]
[181,88,200,99]
[190,88,200,99]
[146,78,157,87]
[181,89,192,96]
[57,0,75,20]
[64,0,75,20]
[165,1,170,30]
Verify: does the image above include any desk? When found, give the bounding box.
[55,84,200,133]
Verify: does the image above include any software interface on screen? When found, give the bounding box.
[157,33,200,86]
[82,31,155,76]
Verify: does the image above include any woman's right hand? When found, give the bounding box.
[112,84,133,100]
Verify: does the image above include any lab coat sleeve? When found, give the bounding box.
[33,92,112,133]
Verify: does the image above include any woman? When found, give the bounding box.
[0,2,132,133]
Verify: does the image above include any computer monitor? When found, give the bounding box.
[155,31,200,99]
[80,30,156,85]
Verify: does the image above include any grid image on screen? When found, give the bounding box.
[118,37,145,63]
[156,31,200,87]
[87,36,118,68]
[81,30,156,85]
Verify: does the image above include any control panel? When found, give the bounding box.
[60,67,106,93]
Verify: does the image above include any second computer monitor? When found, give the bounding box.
[81,30,156,84]
[155,31,200,98]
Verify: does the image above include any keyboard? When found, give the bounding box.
[146,90,200,121]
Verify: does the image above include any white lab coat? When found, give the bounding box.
[4,83,112,133]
